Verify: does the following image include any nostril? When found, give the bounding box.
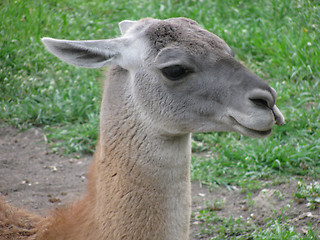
[250,98,270,108]
[248,89,275,109]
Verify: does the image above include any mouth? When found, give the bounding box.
[230,116,272,138]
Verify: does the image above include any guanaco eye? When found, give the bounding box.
[161,65,190,81]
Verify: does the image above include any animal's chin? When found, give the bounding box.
[236,125,272,138]
[230,116,273,138]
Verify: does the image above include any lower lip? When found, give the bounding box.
[230,116,272,137]
[238,125,272,137]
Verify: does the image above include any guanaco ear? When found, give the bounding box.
[119,20,137,35]
[42,37,123,68]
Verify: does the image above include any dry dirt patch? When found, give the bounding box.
[0,126,319,239]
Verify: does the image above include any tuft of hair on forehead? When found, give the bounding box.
[140,18,230,56]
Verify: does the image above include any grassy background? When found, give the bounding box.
[1,0,319,238]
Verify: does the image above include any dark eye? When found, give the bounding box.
[161,65,190,81]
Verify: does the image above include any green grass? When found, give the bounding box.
[196,209,319,240]
[294,181,320,210]
[1,0,319,238]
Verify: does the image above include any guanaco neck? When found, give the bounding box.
[93,67,192,239]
